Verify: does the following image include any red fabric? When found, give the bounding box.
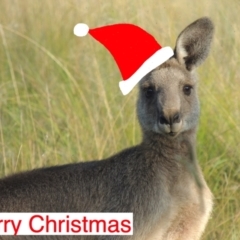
[89,24,161,80]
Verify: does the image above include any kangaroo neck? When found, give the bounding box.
[141,129,197,158]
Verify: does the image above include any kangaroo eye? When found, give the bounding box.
[145,87,155,98]
[183,85,192,96]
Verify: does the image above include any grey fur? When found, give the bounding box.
[0,17,214,240]
[175,17,214,71]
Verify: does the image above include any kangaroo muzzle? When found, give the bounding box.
[159,109,183,135]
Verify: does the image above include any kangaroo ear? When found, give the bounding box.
[174,17,214,71]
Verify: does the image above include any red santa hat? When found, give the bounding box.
[74,23,173,95]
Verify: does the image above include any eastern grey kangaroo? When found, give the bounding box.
[0,17,214,240]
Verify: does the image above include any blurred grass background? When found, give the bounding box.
[0,0,239,239]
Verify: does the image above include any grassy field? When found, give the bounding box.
[0,0,239,239]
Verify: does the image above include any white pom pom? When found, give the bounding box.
[73,23,89,37]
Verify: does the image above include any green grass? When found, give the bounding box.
[0,0,239,239]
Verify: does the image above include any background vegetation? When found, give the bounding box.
[0,0,239,239]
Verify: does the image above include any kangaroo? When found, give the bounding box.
[0,17,214,240]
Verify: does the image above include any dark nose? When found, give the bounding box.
[159,112,181,125]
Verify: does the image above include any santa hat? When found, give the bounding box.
[74,23,173,95]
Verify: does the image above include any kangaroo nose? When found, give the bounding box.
[159,112,181,125]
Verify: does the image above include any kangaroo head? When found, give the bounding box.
[137,17,214,137]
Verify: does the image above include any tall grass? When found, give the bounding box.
[0,0,239,239]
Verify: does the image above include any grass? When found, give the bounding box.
[0,0,239,239]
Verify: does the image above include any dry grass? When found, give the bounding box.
[0,0,239,239]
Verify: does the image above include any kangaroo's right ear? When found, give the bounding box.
[174,17,214,71]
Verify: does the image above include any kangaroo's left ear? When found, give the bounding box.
[174,17,214,71]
